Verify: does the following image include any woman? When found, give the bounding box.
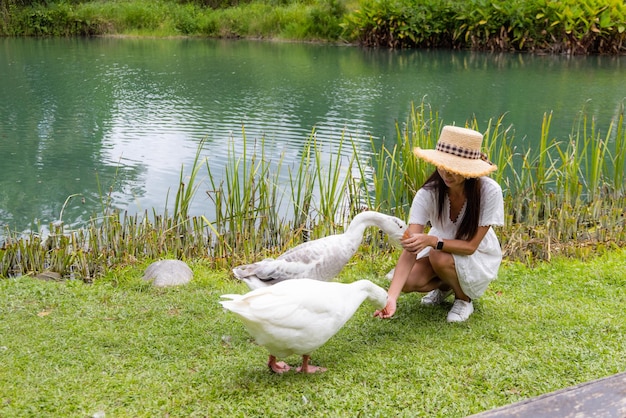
[374,125,504,322]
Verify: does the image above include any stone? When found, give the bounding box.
[143,260,193,287]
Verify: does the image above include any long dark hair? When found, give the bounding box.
[422,170,482,240]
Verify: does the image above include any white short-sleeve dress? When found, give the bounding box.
[409,176,505,299]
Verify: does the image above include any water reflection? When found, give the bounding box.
[0,38,625,237]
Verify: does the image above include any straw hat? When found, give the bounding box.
[413,125,497,178]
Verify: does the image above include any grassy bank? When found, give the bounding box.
[2,0,625,54]
[1,0,347,40]
[0,249,624,416]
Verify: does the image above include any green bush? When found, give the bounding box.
[343,0,455,48]
[532,0,626,53]
[8,2,102,36]
[342,0,626,53]
[171,4,201,34]
[306,0,346,39]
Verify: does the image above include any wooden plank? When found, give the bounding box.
[469,372,626,418]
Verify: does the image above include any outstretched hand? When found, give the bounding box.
[374,299,396,319]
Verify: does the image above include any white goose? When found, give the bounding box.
[232,211,407,290]
[219,278,388,373]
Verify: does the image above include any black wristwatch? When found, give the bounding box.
[436,238,444,250]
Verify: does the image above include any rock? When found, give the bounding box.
[142,260,193,287]
[34,271,63,281]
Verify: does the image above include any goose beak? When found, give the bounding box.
[387,233,405,248]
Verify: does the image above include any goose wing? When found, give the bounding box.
[234,235,355,284]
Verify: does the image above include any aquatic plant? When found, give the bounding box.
[1,102,624,280]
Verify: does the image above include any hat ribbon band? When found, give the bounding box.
[436,141,492,165]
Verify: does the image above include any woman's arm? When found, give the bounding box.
[374,224,424,319]
[418,225,491,255]
[403,225,491,256]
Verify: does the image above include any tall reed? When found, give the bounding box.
[351,101,625,263]
[1,102,624,279]
[288,132,316,235]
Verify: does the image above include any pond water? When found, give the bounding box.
[1,37,625,237]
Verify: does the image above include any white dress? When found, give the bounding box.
[409,176,504,299]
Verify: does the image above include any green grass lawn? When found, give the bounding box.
[1,249,625,417]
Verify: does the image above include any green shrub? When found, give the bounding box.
[8,2,102,36]
[342,0,457,48]
[306,0,346,39]
[533,0,626,53]
[342,0,626,53]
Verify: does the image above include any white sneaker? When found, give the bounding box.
[421,289,453,306]
[447,299,474,322]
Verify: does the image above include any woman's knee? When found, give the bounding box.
[428,251,454,275]
[403,259,435,291]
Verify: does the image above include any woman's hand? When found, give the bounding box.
[401,233,436,254]
[374,298,397,319]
